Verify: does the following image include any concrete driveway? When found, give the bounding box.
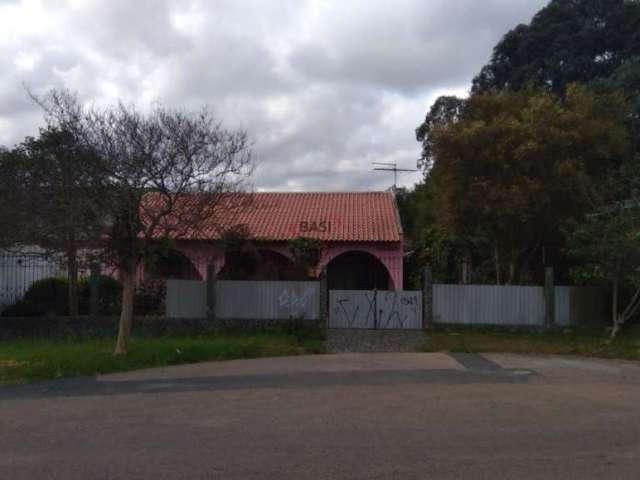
[2,352,640,479]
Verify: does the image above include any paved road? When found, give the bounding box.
[2,352,640,479]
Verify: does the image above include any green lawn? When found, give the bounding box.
[0,333,325,386]
[422,325,640,361]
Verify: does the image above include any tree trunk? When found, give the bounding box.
[494,244,501,285]
[114,266,136,355]
[461,257,471,284]
[610,277,620,339]
[67,247,79,316]
[507,260,515,285]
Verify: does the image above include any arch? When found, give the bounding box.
[255,249,300,280]
[326,250,391,290]
[218,248,302,281]
[145,249,202,281]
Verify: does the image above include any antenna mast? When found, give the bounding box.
[372,162,418,190]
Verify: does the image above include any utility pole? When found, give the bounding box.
[372,162,417,190]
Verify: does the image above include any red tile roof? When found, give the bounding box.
[161,192,402,243]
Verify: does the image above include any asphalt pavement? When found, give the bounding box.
[1,352,640,479]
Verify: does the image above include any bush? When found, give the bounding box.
[1,275,124,317]
[0,274,170,318]
[79,275,122,315]
[134,279,166,315]
[1,277,70,317]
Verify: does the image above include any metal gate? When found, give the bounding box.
[329,290,423,330]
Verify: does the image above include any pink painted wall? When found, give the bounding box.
[317,242,403,290]
[171,239,403,290]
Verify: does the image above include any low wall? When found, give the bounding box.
[0,315,323,339]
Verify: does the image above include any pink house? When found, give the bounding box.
[150,192,404,290]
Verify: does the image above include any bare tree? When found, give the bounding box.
[37,89,253,354]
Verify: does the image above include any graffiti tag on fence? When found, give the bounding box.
[278,288,315,317]
[329,290,422,329]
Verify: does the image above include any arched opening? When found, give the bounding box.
[327,251,390,290]
[145,249,202,280]
[218,249,302,281]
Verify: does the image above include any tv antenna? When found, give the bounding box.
[372,162,418,190]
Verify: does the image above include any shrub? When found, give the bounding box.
[2,277,69,317]
[134,279,166,315]
[1,275,125,318]
[78,275,122,315]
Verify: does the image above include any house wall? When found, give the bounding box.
[170,240,404,290]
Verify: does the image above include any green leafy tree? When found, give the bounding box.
[415,96,466,170]
[288,237,322,272]
[472,0,640,94]
[593,61,640,152]
[427,86,628,284]
[11,127,103,315]
[0,147,32,249]
[567,161,640,337]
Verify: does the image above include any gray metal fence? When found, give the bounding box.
[0,252,66,309]
[433,284,605,326]
[215,281,320,320]
[554,286,605,326]
[166,279,320,320]
[166,280,208,319]
[329,290,422,330]
[166,279,605,327]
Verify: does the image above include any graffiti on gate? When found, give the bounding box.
[377,291,420,329]
[329,290,422,329]
[331,291,376,328]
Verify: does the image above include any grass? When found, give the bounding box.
[0,332,325,386]
[422,325,640,361]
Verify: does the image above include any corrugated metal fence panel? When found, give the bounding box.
[329,290,376,329]
[166,279,207,318]
[376,291,423,330]
[0,253,66,309]
[433,284,545,326]
[329,290,423,329]
[215,281,320,320]
[167,280,607,325]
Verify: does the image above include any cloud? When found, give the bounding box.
[0,0,547,190]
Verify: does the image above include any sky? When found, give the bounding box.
[0,0,548,192]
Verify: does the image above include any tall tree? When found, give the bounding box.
[594,61,640,152]
[472,0,640,94]
[13,127,103,315]
[567,160,640,337]
[427,86,628,284]
[415,96,466,171]
[0,148,31,249]
[38,90,253,354]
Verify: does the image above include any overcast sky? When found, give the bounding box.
[1,0,548,191]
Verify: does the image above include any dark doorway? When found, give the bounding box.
[146,249,202,280]
[327,251,390,290]
[219,249,302,280]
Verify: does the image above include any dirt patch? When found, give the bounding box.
[326,329,426,353]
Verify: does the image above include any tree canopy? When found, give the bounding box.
[421,86,629,284]
[566,159,640,337]
[472,0,640,94]
[33,89,253,354]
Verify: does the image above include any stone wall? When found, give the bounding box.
[0,315,323,340]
